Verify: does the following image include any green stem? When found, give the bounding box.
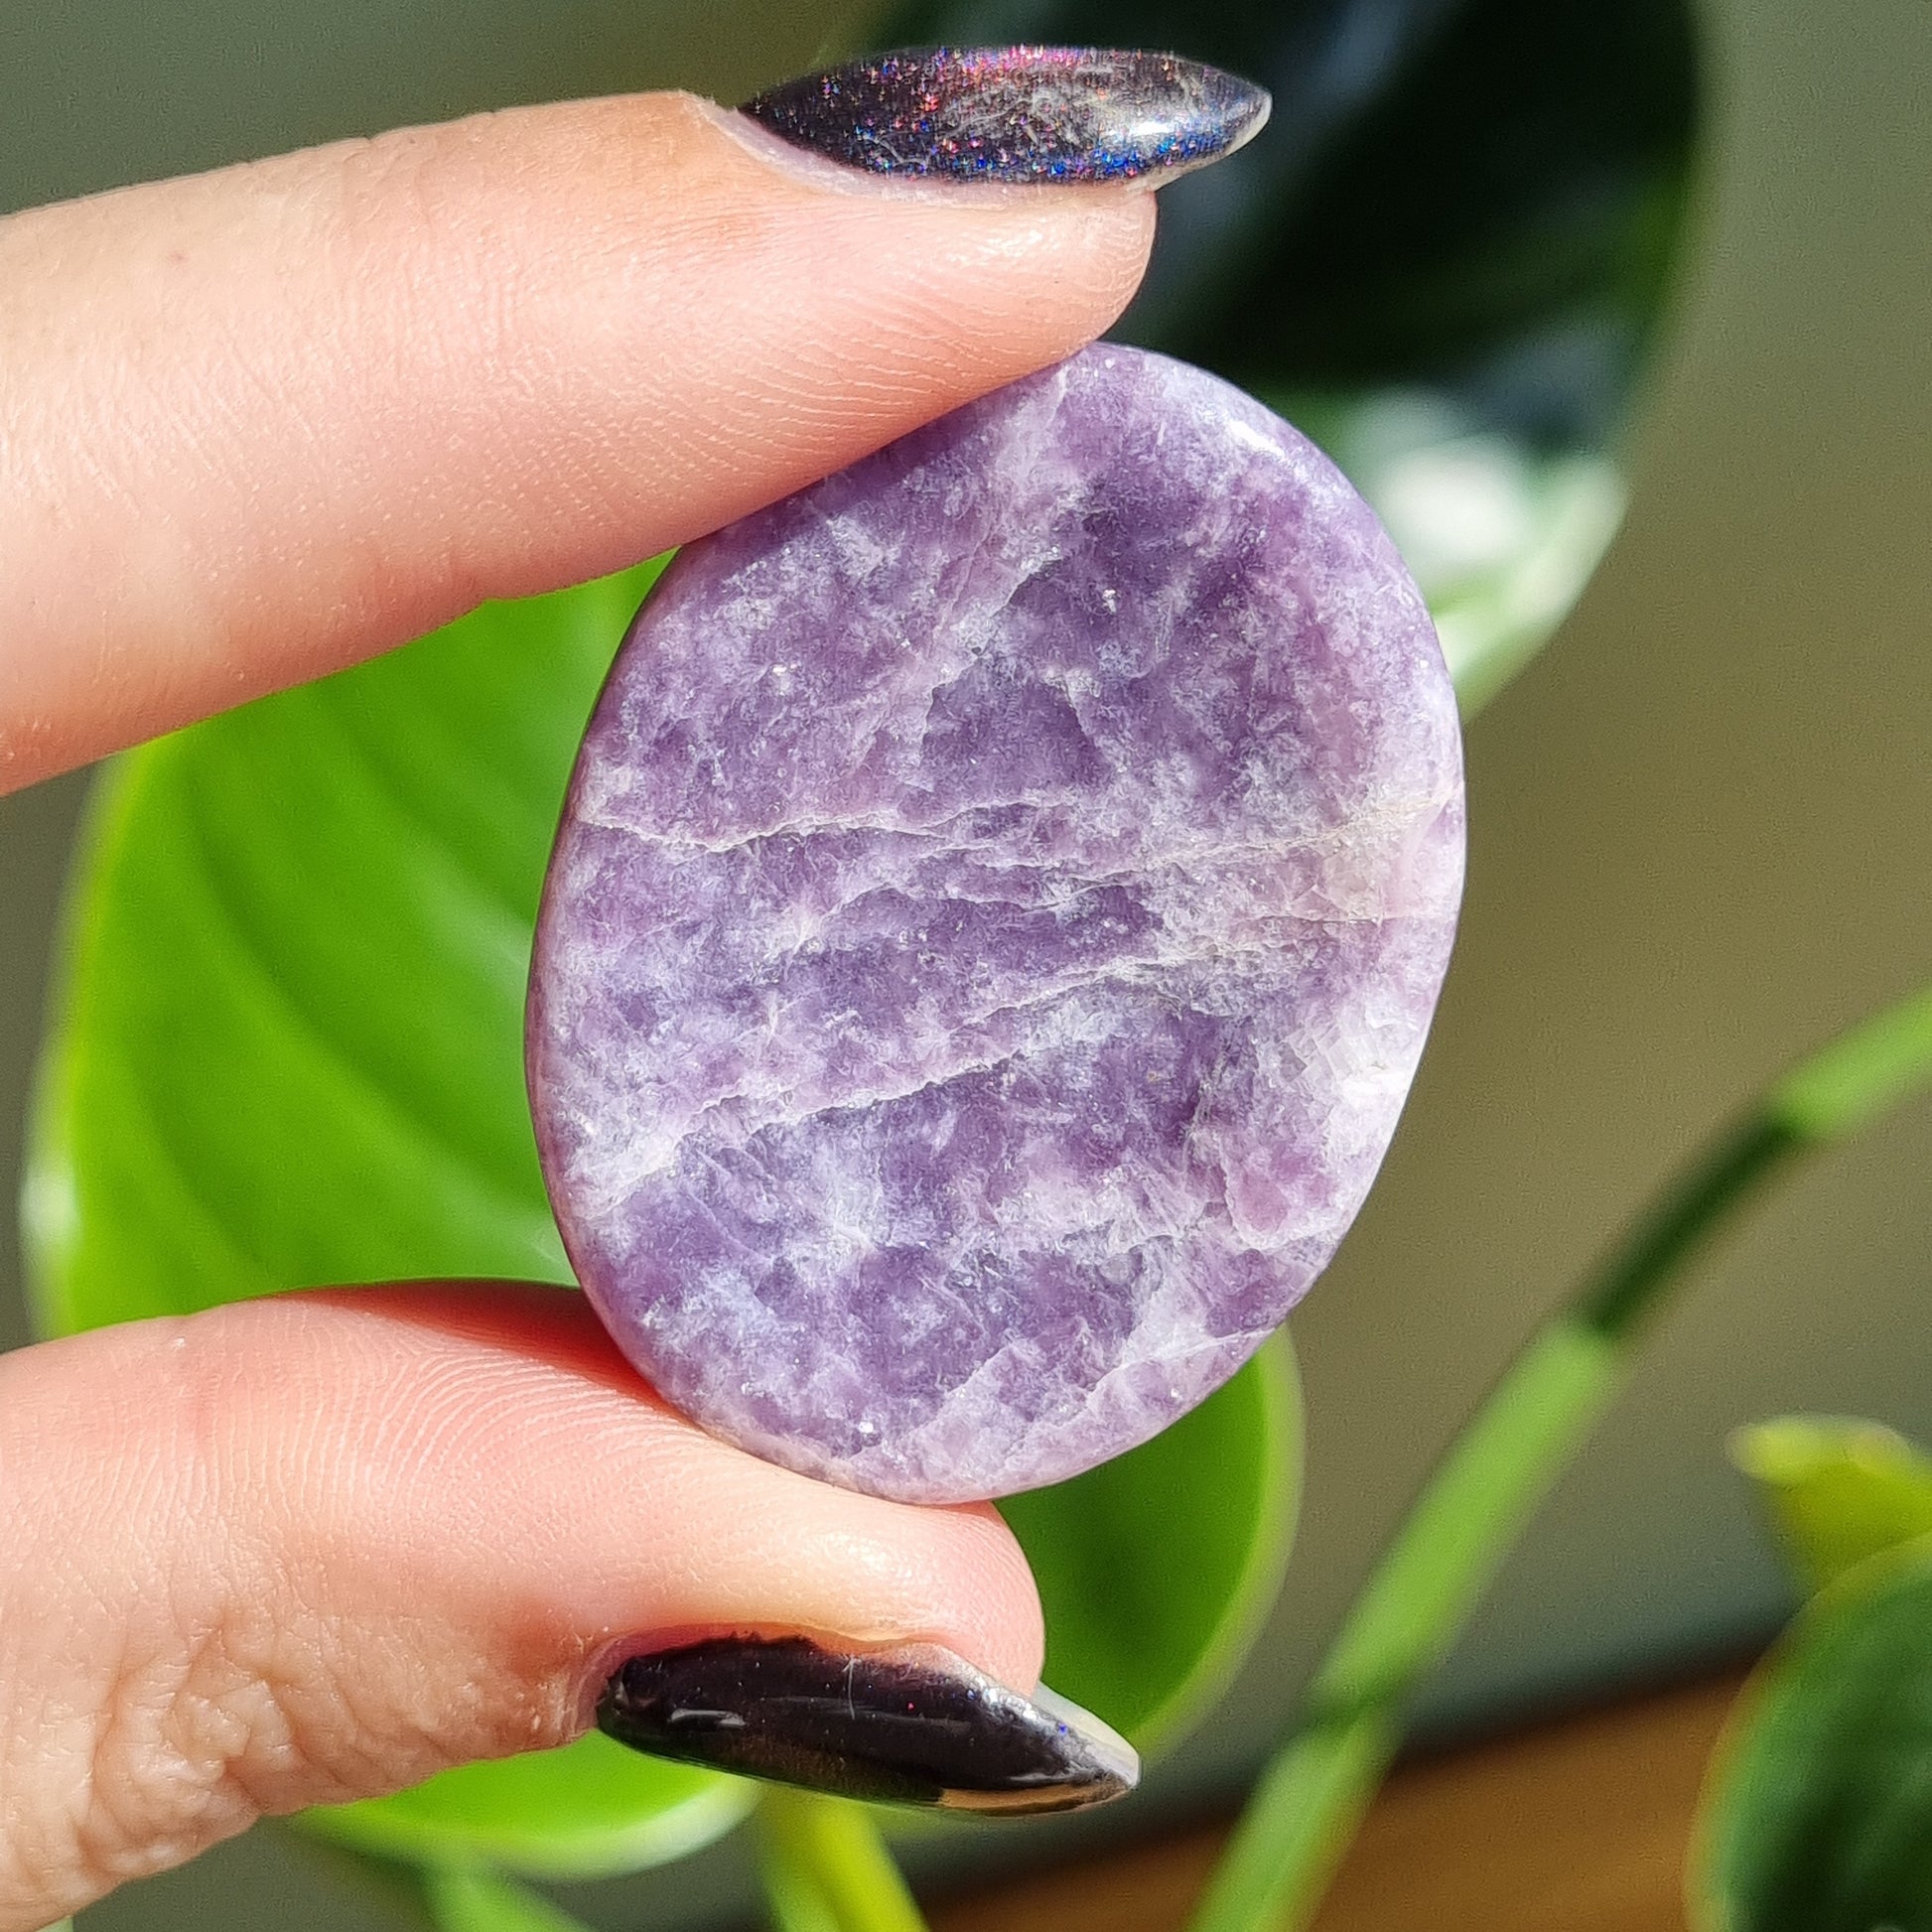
[1189,982,1932,1932]
[419,1865,597,1931]
[756,1792,929,1932]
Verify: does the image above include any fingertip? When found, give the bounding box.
[692,89,1158,345]
[943,1497,1050,1695]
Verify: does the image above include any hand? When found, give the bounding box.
[0,90,1151,1931]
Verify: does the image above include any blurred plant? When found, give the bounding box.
[880,0,1699,709]
[1189,982,1932,1932]
[1692,1416,1932,1932]
[31,4,1927,1932]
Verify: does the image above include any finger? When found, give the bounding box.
[0,92,1154,790]
[0,1283,1050,1930]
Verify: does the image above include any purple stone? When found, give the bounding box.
[527,345,1463,1504]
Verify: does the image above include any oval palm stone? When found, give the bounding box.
[528,345,1462,1503]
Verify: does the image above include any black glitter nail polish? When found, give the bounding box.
[597,1636,1138,1814]
[740,47,1270,186]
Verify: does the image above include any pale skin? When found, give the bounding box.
[0,92,1155,1930]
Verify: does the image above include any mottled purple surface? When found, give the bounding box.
[528,346,1463,1503]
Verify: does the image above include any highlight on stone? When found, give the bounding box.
[741,47,1271,185]
[527,345,1464,1504]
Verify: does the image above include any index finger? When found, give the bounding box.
[0,91,1154,790]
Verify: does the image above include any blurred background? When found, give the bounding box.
[2,0,1928,1924]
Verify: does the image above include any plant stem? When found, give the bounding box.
[420,1864,597,1931]
[756,1792,930,1932]
[1189,982,1932,1932]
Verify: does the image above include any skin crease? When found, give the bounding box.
[0,92,1154,1929]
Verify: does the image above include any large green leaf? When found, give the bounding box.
[1731,1416,1932,1598]
[1693,1535,1932,1932]
[1002,1334,1301,1751]
[25,560,668,1330]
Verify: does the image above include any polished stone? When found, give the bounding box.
[529,345,1463,1503]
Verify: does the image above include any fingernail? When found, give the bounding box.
[740,47,1270,187]
[597,1636,1139,1815]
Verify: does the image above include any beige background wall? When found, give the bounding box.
[3,0,1928,1924]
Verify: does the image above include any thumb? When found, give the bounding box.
[0,1284,1124,1932]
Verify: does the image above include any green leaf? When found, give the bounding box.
[22,556,764,1878]
[417,1865,599,1932]
[1000,1332,1301,1751]
[1253,388,1627,711]
[1693,1534,1932,1932]
[25,561,667,1331]
[1769,982,1932,1143]
[1730,1416,1932,1597]
[300,1733,759,1882]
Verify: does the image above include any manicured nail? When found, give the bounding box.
[740,47,1270,186]
[597,1635,1138,1814]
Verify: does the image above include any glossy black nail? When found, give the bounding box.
[740,47,1270,187]
[597,1636,1138,1814]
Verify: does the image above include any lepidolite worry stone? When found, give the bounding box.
[528,345,1463,1504]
